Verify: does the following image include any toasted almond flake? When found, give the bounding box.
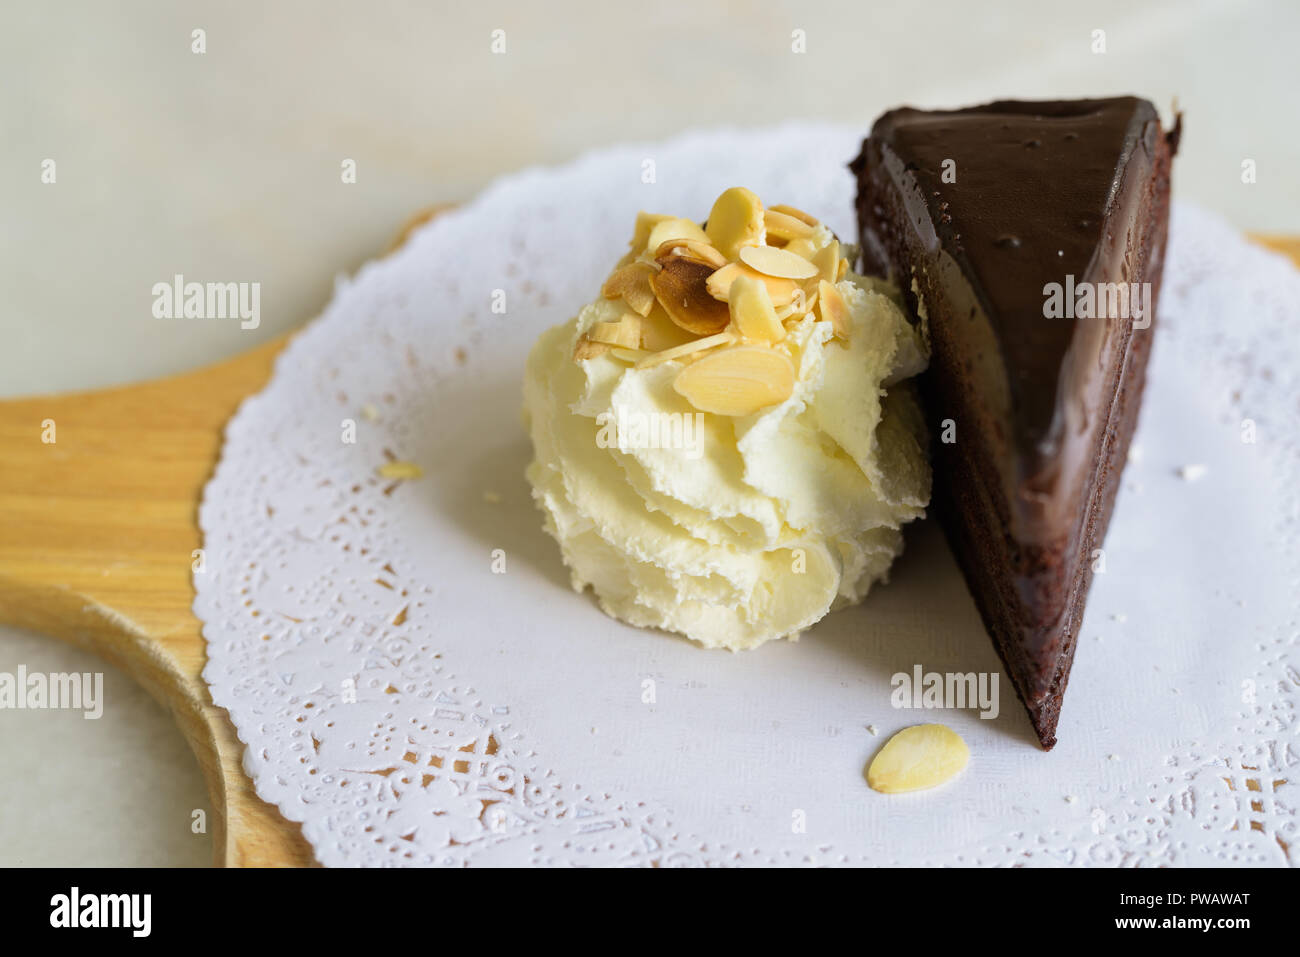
[645,217,710,256]
[377,461,424,480]
[706,262,799,307]
[672,344,795,416]
[866,724,969,794]
[601,261,657,316]
[572,337,612,361]
[657,238,729,270]
[650,254,731,336]
[770,203,819,227]
[729,275,785,343]
[639,303,696,352]
[764,209,816,242]
[811,240,841,284]
[818,280,851,341]
[589,314,642,348]
[610,346,650,363]
[837,256,848,280]
[705,187,765,260]
[739,244,819,280]
[635,331,735,369]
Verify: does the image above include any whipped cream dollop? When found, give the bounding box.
[524,192,931,650]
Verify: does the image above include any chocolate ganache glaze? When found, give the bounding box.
[852,97,1179,748]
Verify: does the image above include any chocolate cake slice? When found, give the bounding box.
[851,98,1179,749]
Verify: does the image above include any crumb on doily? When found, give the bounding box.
[1177,463,1208,481]
[377,461,424,480]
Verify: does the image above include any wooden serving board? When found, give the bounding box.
[0,224,1296,867]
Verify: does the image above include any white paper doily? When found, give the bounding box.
[196,123,1299,867]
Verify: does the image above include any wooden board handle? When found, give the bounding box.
[0,207,444,866]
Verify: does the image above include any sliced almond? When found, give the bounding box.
[769,203,819,227]
[639,303,696,352]
[704,263,739,301]
[573,337,612,361]
[776,286,817,321]
[589,314,642,348]
[672,345,795,416]
[764,209,816,242]
[811,239,841,285]
[609,346,649,363]
[729,275,785,343]
[636,331,735,369]
[629,212,673,252]
[704,187,765,260]
[706,262,799,308]
[781,237,819,261]
[650,253,731,336]
[739,244,819,280]
[866,724,969,794]
[588,321,623,346]
[837,256,849,281]
[656,238,728,270]
[601,261,657,316]
[645,217,710,257]
[817,280,851,342]
[619,212,675,264]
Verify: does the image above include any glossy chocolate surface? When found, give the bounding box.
[852,98,1177,747]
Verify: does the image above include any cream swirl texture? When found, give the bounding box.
[524,239,931,649]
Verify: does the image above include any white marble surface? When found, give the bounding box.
[1,0,1295,866]
[0,629,211,867]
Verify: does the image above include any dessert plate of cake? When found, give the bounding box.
[196,100,1300,866]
